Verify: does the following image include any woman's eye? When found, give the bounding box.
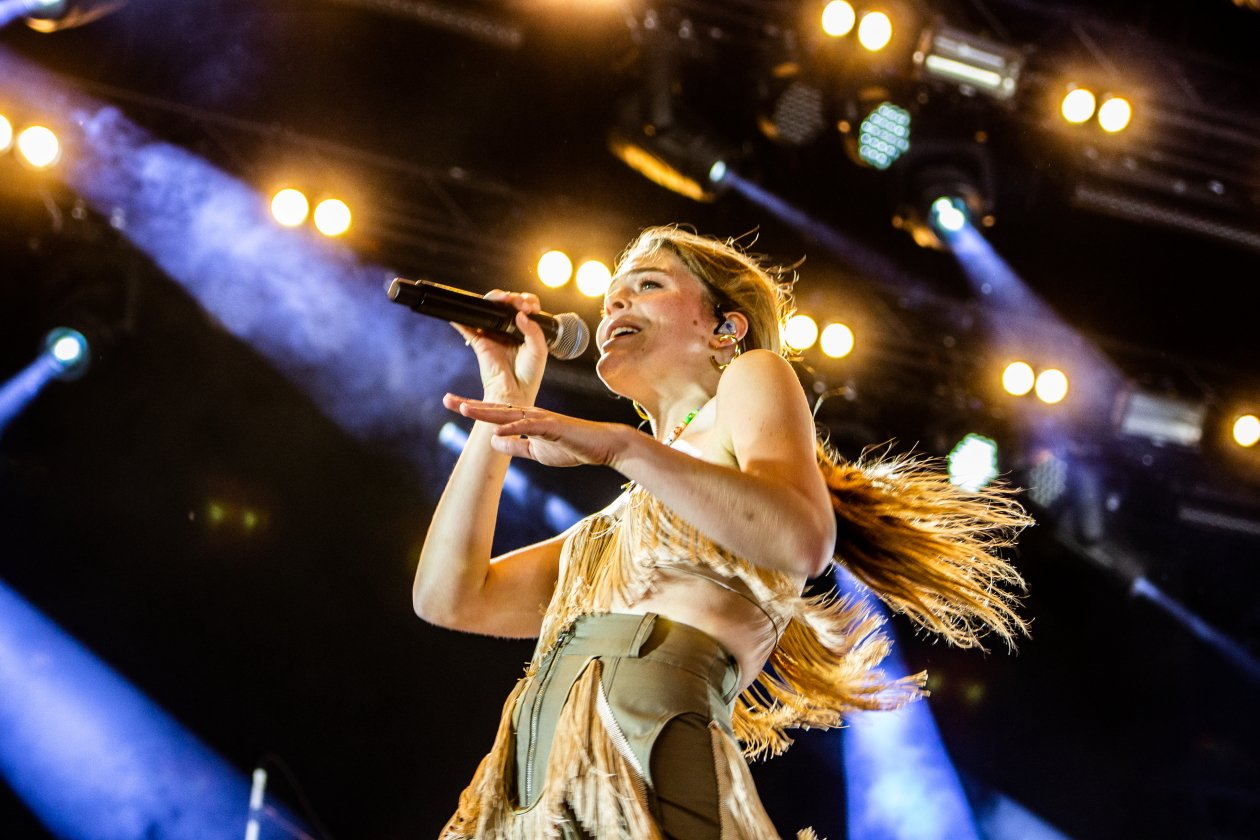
[639,279,661,290]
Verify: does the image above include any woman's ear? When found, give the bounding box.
[714,311,750,344]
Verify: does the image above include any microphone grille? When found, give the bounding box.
[549,313,591,360]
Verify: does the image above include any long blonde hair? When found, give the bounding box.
[619,225,1032,649]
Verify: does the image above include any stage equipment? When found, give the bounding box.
[821,1,857,37]
[608,107,737,202]
[1001,361,1035,397]
[536,250,573,289]
[948,432,999,492]
[855,100,911,170]
[820,323,855,359]
[1114,387,1208,448]
[0,112,12,152]
[387,276,591,359]
[15,124,60,169]
[1034,369,1069,405]
[270,188,310,227]
[784,314,820,351]
[1060,86,1096,124]
[313,197,352,237]
[914,26,1023,101]
[898,158,990,250]
[43,326,89,379]
[1233,414,1259,448]
[574,260,611,298]
[856,10,893,51]
[1096,95,1133,133]
[22,0,125,32]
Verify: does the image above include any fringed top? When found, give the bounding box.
[530,485,920,761]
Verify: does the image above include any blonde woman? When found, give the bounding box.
[414,226,1029,839]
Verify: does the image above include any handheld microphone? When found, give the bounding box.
[387,277,590,360]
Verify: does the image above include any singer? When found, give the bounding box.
[413,226,1032,839]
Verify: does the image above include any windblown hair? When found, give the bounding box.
[620,225,1033,649]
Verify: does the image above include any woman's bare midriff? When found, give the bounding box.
[609,569,785,694]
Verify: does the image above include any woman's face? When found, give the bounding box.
[594,250,720,394]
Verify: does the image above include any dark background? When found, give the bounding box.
[2,1,1260,838]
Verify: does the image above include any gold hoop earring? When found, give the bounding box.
[711,336,742,371]
[631,400,651,421]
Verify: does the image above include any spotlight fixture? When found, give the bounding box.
[1060,86,1096,124]
[914,26,1023,101]
[854,100,911,170]
[575,260,612,298]
[856,11,893,52]
[948,433,999,492]
[313,198,352,237]
[897,157,993,250]
[0,114,12,153]
[1233,414,1260,448]
[608,102,738,202]
[15,125,61,169]
[270,188,310,227]
[536,250,573,289]
[1116,388,1207,448]
[821,1,857,37]
[42,327,90,379]
[783,314,819,351]
[1097,95,1133,133]
[23,0,126,32]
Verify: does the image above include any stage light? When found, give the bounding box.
[1001,361,1035,396]
[15,124,60,169]
[1034,368,1069,404]
[784,314,819,350]
[270,188,309,227]
[820,322,855,358]
[575,259,611,297]
[22,0,126,32]
[1060,87,1096,124]
[1233,414,1259,448]
[948,433,999,492]
[1097,96,1132,133]
[821,1,856,37]
[313,197,351,237]
[42,327,89,379]
[0,113,12,153]
[857,11,893,51]
[1117,389,1207,447]
[930,196,969,233]
[608,101,737,202]
[856,101,911,170]
[536,249,573,288]
[1027,449,1069,509]
[916,27,1023,100]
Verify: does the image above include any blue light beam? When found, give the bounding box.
[0,354,63,436]
[0,578,306,840]
[0,46,471,465]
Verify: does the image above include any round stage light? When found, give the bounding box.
[0,114,13,154]
[15,125,60,169]
[1097,96,1132,133]
[820,323,855,358]
[270,188,310,227]
[784,314,819,351]
[536,250,573,288]
[1035,368,1069,404]
[708,160,728,184]
[1060,87,1096,124]
[313,198,352,237]
[1001,361,1035,396]
[857,101,911,170]
[948,433,999,492]
[575,259,612,297]
[821,1,857,37]
[42,327,89,378]
[930,196,968,233]
[1233,414,1260,448]
[857,11,893,52]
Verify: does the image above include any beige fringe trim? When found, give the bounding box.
[441,659,660,840]
[710,721,826,840]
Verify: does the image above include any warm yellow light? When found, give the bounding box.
[820,323,855,358]
[537,250,573,288]
[1098,96,1132,133]
[1034,368,1069,404]
[1001,361,1035,396]
[15,125,60,169]
[784,314,819,350]
[313,198,352,237]
[270,188,310,227]
[0,114,12,154]
[821,1,857,37]
[857,11,893,52]
[575,260,612,297]
[1060,88,1096,124]
[1233,414,1260,448]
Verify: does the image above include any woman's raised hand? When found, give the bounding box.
[441,397,631,469]
[452,290,550,406]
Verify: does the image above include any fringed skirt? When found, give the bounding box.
[441,612,813,839]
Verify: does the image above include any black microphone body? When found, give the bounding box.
[387,277,590,360]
